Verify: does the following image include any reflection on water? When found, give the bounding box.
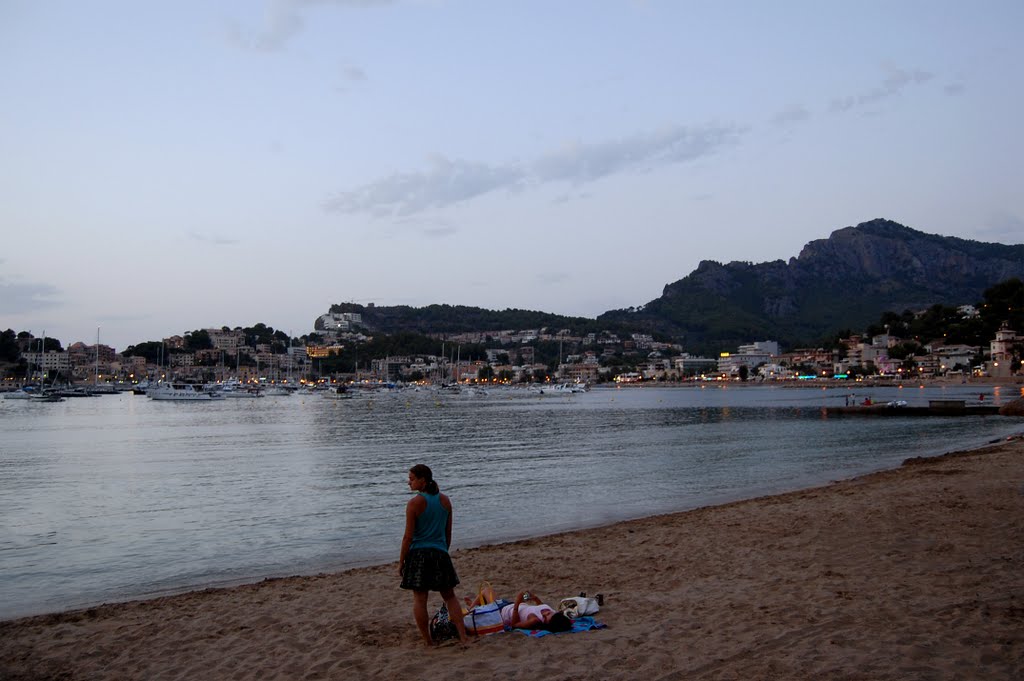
[0,384,1020,619]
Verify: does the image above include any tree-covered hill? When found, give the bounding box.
[327,302,625,337]
[598,219,1024,354]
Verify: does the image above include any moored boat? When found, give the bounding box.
[147,383,225,401]
[532,382,587,396]
[2,388,34,400]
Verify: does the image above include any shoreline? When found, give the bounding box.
[7,426,1014,624]
[3,436,1023,679]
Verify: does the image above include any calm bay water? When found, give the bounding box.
[1,383,1021,619]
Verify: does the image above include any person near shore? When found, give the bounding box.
[466,587,573,632]
[399,464,469,645]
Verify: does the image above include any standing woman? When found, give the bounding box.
[399,464,469,645]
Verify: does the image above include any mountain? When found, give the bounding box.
[597,219,1024,353]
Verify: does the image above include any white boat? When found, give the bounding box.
[3,389,34,400]
[262,385,292,396]
[210,379,263,398]
[532,382,587,397]
[221,386,263,398]
[147,383,225,401]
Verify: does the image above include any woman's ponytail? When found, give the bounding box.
[410,463,439,494]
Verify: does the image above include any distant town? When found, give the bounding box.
[2,303,1022,391]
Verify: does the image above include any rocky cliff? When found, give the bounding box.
[599,219,1024,352]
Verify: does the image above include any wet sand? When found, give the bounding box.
[3,436,1023,680]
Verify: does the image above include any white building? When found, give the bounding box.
[989,323,1020,377]
[718,341,779,376]
[22,351,71,377]
[318,312,363,332]
[674,354,718,376]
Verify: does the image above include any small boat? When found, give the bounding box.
[221,386,263,398]
[324,385,354,400]
[148,383,225,401]
[31,392,65,403]
[2,388,34,400]
[532,383,587,397]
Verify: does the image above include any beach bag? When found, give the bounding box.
[464,600,505,636]
[558,596,599,618]
[429,604,459,642]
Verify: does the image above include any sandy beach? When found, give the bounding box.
[3,437,1023,680]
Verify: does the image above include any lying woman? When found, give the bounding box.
[466,588,572,633]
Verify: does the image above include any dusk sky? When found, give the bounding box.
[2,1,1022,351]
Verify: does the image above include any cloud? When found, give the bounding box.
[325,156,528,216]
[829,65,933,113]
[533,124,741,183]
[421,225,458,239]
[188,231,239,246]
[228,0,395,51]
[770,106,810,127]
[0,279,62,314]
[944,83,966,96]
[341,65,366,82]
[551,191,593,205]
[325,123,742,216]
[335,63,369,93]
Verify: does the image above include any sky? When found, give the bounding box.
[2,1,1022,352]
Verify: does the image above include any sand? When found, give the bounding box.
[3,437,1023,680]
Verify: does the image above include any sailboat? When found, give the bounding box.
[87,327,116,394]
[31,332,65,402]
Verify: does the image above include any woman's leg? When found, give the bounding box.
[412,590,431,646]
[440,588,469,643]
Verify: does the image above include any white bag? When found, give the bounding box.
[463,601,505,636]
[558,596,599,618]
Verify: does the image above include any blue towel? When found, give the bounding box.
[514,616,607,638]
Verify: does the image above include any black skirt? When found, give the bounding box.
[401,548,460,592]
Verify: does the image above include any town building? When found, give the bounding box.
[317,311,363,332]
[717,341,778,376]
[988,323,1020,377]
[674,354,719,377]
[207,329,245,352]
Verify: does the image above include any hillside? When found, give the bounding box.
[324,303,619,337]
[598,219,1024,352]
[324,219,1024,353]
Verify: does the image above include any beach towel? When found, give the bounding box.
[514,616,607,638]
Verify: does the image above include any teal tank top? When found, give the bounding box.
[411,492,449,552]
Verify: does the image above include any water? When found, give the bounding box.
[1,383,1021,620]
